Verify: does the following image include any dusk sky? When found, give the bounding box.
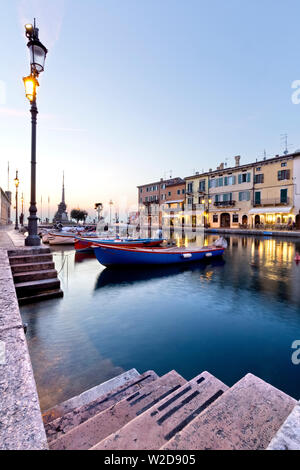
[1,0,300,221]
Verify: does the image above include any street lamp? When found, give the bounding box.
[21,193,24,226]
[23,19,48,246]
[14,171,19,230]
[201,198,212,228]
[109,200,113,225]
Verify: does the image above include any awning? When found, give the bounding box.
[164,200,184,204]
[248,207,292,214]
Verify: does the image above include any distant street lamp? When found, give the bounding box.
[109,200,113,225]
[201,197,212,228]
[20,192,24,226]
[23,19,48,246]
[14,171,19,230]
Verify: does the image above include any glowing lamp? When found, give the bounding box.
[14,172,19,188]
[23,75,39,102]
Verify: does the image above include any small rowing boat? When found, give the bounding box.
[75,237,164,252]
[93,243,225,267]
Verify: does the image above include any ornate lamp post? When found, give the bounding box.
[23,19,48,246]
[14,171,19,230]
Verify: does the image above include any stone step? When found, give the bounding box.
[10,261,55,274]
[15,278,60,296]
[18,289,64,305]
[8,247,51,257]
[45,370,159,442]
[50,370,186,450]
[162,373,297,451]
[92,371,228,451]
[9,253,53,265]
[267,402,300,450]
[43,369,141,425]
[13,269,58,283]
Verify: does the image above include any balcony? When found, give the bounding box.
[253,197,290,207]
[214,200,236,207]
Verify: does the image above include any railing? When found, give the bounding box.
[253,197,290,207]
[214,200,236,207]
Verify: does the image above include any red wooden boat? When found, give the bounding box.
[74,237,164,252]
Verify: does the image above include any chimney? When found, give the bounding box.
[219,163,224,170]
[234,155,241,167]
[209,168,212,172]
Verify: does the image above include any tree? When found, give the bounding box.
[70,209,88,223]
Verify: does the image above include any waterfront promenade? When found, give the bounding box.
[0,227,48,450]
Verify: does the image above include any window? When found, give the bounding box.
[140,188,143,193]
[239,191,250,201]
[254,191,261,205]
[209,178,217,188]
[161,184,166,189]
[213,215,218,223]
[187,182,193,193]
[254,174,264,184]
[218,177,223,187]
[199,180,206,191]
[182,189,185,194]
[278,170,290,180]
[256,167,261,171]
[280,189,288,203]
[161,194,166,200]
[232,214,239,223]
[188,197,193,204]
[145,197,148,202]
[168,192,171,196]
[224,175,236,186]
[238,173,251,184]
[281,162,287,167]
[215,195,219,203]
[177,189,180,195]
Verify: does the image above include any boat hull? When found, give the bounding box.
[75,238,163,252]
[94,245,224,267]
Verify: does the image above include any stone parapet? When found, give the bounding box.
[0,248,48,450]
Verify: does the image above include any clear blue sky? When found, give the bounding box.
[1,0,300,220]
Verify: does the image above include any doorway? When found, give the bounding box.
[220,213,230,228]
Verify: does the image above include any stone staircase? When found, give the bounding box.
[8,247,63,304]
[42,368,299,451]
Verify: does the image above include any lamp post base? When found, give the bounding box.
[25,234,40,246]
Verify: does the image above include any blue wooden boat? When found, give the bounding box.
[93,244,225,267]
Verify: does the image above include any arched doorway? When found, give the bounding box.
[296,213,300,230]
[255,215,260,226]
[220,213,230,228]
[242,215,248,226]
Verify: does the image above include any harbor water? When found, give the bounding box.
[20,233,300,410]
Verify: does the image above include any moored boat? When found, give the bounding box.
[93,243,225,267]
[75,237,164,252]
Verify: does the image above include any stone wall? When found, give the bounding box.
[0,248,48,450]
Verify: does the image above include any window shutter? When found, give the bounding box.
[247,191,250,201]
[238,174,242,184]
[278,171,281,181]
[287,169,290,179]
[232,175,236,185]
[224,177,228,186]
[239,192,242,201]
[247,173,251,183]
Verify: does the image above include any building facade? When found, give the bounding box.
[137,152,300,231]
[0,188,11,225]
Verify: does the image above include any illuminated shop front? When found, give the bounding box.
[248,207,294,227]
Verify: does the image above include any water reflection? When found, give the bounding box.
[20,233,300,410]
[95,259,225,291]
